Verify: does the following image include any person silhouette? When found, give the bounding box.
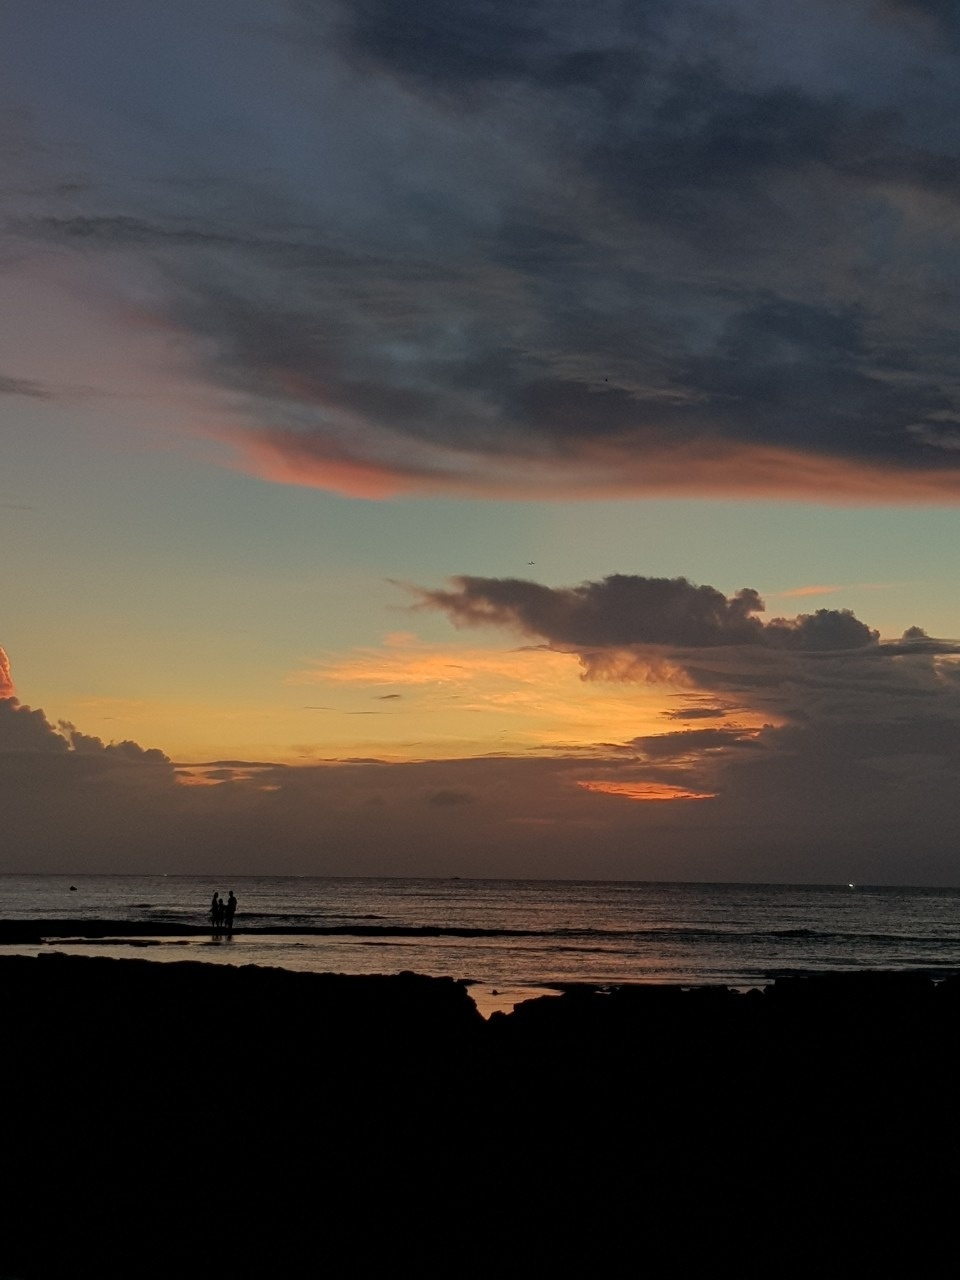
[209,890,225,931]
[224,891,237,933]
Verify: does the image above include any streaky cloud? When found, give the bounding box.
[0,373,50,399]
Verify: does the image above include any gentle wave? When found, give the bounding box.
[5,875,960,994]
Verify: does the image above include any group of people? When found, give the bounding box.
[209,890,237,934]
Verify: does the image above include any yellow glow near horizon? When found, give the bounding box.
[293,638,690,756]
[51,636,771,767]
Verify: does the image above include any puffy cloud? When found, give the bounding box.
[413,573,881,653]
[58,723,170,765]
[0,697,172,771]
[408,574,960,809]
[0,646,165,766]
[0,698,69,754]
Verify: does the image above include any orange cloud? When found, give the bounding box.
[778,585,844,599]
[223,429,960,505]
[577,780,716,802]
[222,432,414,500]
[778,583,897,599]
[293,638,678,755]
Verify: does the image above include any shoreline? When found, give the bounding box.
[0,918,555,940]
[5,916,960,1018]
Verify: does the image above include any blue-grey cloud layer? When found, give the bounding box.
[5,0,960,497]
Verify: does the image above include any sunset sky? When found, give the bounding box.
[5,0,960,881]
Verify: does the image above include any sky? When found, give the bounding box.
[4,0,960,882]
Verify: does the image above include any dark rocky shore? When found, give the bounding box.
[4,953,959,1277]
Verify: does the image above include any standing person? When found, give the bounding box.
[210,892,221,932]
[224,891,237,933]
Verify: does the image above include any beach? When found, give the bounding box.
[4,951,959,1277]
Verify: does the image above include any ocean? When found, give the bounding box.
[4,874,960,1016]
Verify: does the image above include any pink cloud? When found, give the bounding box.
[0,647,12,699]
[223,430,960,504]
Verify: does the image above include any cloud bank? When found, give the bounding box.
[410,571,960,880]
[6,0,960,500]
[5,571,960,884]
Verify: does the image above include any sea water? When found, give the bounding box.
[3,875,960,1016]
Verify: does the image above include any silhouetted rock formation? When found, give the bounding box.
[2,956,958,1277]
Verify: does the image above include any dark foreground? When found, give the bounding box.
[4,954,960,1277]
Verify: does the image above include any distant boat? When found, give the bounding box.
[847,883,856,889]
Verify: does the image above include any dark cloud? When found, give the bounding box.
[411,573,960,758]
[875,626,960,655]
[677,299,955,462]
[0,698,70,754]
[585,77,858,240]
[332,0,557,90]
[425,788,475,807]
[629,727,761,759]
[0,695,170,768]
[8,1,960,499]
[413,573,880,652]
[0,373,50,399]
[58,723,170,764]
[660,705,733,721]
[875,0,960,40]
[417,575,960,748]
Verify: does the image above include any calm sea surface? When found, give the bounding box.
[4,875,960,1016]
